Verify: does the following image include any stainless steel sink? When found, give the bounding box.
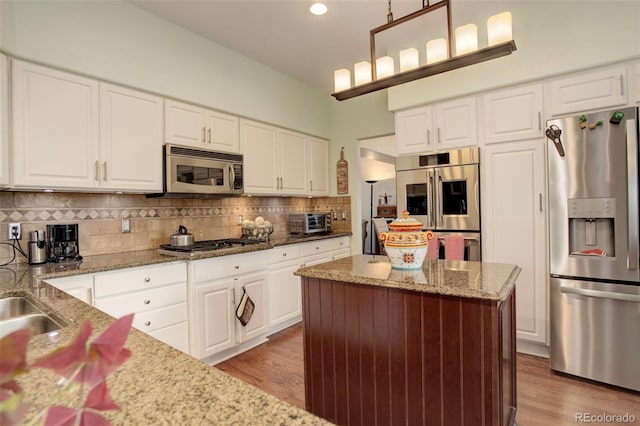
[0,296,63,339]
[0,297,41,320]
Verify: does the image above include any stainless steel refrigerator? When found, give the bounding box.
[547,106,639,392]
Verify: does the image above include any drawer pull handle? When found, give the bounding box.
[145,321,151,326]
[144,277,151,283]
[144,299,151,305]
[282,253,287,257]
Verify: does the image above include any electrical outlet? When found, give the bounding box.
[122,218,131,233]
[8,223,22,240]
[237,215,244,224]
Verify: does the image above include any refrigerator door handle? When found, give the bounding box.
[560,284,640,303]
[626,119,639,270]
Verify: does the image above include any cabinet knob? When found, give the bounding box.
[145,321,151,326]
[234,265,240,269]
[144,299,151,305]
[315,246,320,250]
[144,277,151,283]
[282,253,287,257]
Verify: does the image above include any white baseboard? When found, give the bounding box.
[517,339,549,358]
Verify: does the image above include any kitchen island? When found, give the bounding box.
[295,255,521,426]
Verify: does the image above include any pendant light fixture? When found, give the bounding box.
[332,0,516,101]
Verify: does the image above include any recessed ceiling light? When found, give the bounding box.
[309,2,328,16]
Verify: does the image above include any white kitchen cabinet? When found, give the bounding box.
[93,262,189,354]
[307,136,330,196]
[268,245,303,333]
[278,129,307,195]
[190,251,268,362]
[634,62,640,104]
[0,53,9,187]
[482,141,547,352]
[268,237,351,334]
[396,96,478,154]
[241,119,309,196]
[549,65,628,116]
[99,83,163,191]
[11,59,164,192]
[164,99,239,153]
[483,84,544,144]
[12,60,100,189]
[45,275,94,305]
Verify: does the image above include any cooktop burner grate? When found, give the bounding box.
[159,238,263,253]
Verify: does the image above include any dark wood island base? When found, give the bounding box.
[297,256,520,426]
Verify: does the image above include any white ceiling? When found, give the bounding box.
[127,0,468,95]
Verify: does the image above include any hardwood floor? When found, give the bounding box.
[217,323,640,425]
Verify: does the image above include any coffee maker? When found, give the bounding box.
[47,224,83,262]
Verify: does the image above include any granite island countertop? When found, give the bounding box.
[0,234,350,425]
[294,254,521,301]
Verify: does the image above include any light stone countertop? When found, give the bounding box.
[0,235,351,425]
[295,255,521,302]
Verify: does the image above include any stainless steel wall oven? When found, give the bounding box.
[396,147,481,260]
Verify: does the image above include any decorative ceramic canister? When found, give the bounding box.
[378,211,434,269]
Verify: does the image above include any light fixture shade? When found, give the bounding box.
[354,61,372,85]
[376,56,395,79]
[426,38,448,64]
[488,12,512,46]
[334,69,351,92]
[455,24,478,55]
[399,48,419,72]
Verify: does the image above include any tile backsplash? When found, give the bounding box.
[0,192,351,264]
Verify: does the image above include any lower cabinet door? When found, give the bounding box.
[195,279,236,358]
[148,322,190,354]
[268,261,302,327]
[236,272,268,343]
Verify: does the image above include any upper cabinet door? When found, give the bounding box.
[99,83,163,191]
[483,84,544,144]
[634,62,640,104]
[549,66,628,116]
[0,53,9,187]
[434,96,478,150]
[164,99,206,148]
[205,110,239,153]
[396,96,478,154]
[241,119,279,194]
[165,100,240,153]
[278,129,307,195]
[307,136,329,196]
[395,106,433,154]
[12,60,100,189]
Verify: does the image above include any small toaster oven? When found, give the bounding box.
[289,212,331,234]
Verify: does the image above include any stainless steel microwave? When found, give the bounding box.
[158,144,243,197]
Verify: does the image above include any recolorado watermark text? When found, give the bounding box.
[576,412,637,423]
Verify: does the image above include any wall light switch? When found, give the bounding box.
[341,212,347,221]
[122,218,131,233]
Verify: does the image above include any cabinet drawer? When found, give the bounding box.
[300,239,333,257]
[134,302,188,333]
[193,251,268,283]
[268,245,301,264]
[94,262,185,297]
[148,322,190,354]
[330,236,350,251]
[94,282,186,317]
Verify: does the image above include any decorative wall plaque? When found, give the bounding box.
[337,147,348,194]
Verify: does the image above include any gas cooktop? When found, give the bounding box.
[158,238,264,257]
